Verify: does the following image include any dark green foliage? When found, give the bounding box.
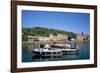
[22,35,28,41]
[67,32,76,40]
[22,27,76,40]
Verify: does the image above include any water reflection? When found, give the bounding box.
[32,56,62,62]
[32,53,79,62]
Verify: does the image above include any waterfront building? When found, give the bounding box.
[49,33,68,42]
[76,34,84,42]
[27,36,49,43]
[27,33,68,43]
[27,36,39,43]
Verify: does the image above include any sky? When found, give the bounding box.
[22,10,90,35]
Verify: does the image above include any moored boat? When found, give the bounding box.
[32,42,79,56]
[32,44,63,57]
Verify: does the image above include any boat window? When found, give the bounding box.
[44,48,46,49]
[48,48,51,50]
[42,52,45,55]
[47,52,51,54]
[58,52,61,54]
[53,52,56,54]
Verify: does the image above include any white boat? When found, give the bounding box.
[32,43,79,56]
[32,44,63,57]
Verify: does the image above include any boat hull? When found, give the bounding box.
[62,48,79,55]
[32,51,62,57]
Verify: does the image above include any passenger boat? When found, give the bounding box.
[32,43,79,56]
[32,44,63,57]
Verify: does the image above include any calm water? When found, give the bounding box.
[22,41,90,62]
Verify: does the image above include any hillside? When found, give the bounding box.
[22,27,76,40]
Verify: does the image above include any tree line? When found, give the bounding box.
[22,27,77,41]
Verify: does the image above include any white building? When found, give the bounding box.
[27,36,49,43]
[27,33,68,43]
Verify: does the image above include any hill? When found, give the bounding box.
[22,27,76,40]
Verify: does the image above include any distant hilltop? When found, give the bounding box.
[22,27,90,42]
[22,27,76,39]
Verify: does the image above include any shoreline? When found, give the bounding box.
[22,40,90,45]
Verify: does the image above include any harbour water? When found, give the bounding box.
[22,41,90,62]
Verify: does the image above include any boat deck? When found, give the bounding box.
[61,48,79,52]
[32,48,63,56]
[32,44,79,56]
